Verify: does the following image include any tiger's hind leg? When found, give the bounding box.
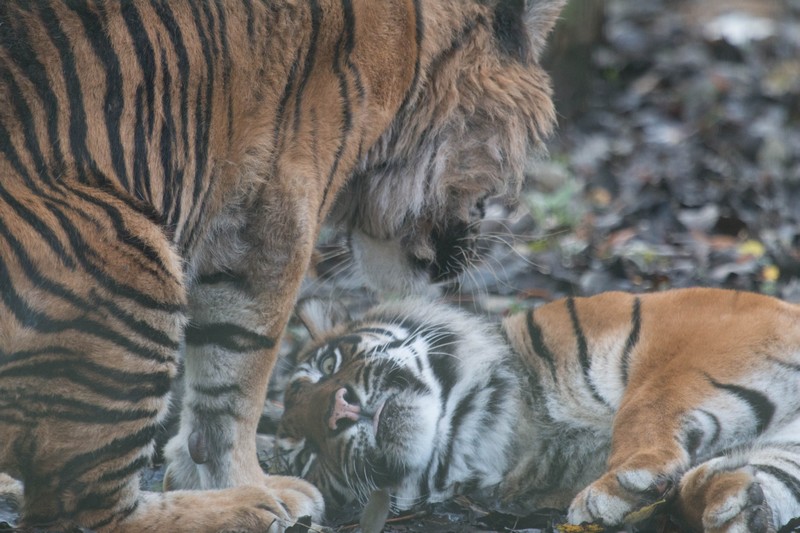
[0,184,321,531]
[677,419,800,533]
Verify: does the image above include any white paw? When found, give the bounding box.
[568,483,631,525]
[703,482,774,533]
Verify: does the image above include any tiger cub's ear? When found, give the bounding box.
[493,0,567,62]
[296,298,351,341]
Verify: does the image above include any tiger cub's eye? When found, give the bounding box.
[318,348,340,375]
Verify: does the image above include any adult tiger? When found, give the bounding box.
[278,289,800,533]
[0,0,565,531]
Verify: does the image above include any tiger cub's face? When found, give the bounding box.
[275,299,517,511]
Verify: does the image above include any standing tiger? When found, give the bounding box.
[277,288,800,533]
[0,0,565,531]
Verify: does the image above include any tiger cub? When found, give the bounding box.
[277,288,800,532]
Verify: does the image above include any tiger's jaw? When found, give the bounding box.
[347,199,485,297]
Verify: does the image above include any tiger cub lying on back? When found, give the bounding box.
[276,288,800,532]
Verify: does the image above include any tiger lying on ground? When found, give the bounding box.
[0,0,565,531]
[277,288,800,533]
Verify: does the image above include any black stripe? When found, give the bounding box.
[707,375,775,434]
[383,364,430,396]
[121,1,157,136]
[396,0,423,116]
[361,363,374,395]
[755,463,800,503]
[132,86,152,203]
[0,256,174,363]
[185,322,276,352]
[36,0,103,182]
[98,455,151,485]
[88,500,139,531]
[197,270,247,288]
[418,455,435,501]
[179,1,217,252]
[526,309,558,382]
[434,386,479,490]
[0,45,50,185]
[538,438,576,489]
[427,17,483,83]
[620,297,641,384]
[0,211,179,350]
[0,166,76,270]
[156,49,183,230]
[47,206,181,312]
[193,383,242,397]
[426,328,460,405]
[293,0,322,134]
[60,423,159,485]
[1,360,171,401]
[768,355,800,373]
[8,390,158,424]
[213,1,235,144]
[484,371,509,420]
[319,0,356,214]
[0,4,66,172]
[1,346,77,365]
[270,46,303,176]
[68,1,130,191]
[185,402,242,422]
[567,297,609,408]
[150,0,189,228]
[244,0,255,40]
[55,182,172,280]
[353,327,399,337]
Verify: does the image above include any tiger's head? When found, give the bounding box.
[331,0,565,295]
[274,298,521,516]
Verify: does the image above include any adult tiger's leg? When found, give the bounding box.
[162,185,323,511]
[677,418,800,533]
[0,184,320,531]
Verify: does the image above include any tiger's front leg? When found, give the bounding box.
[163,194,323,517]
[567,394,692,526]
[163,279,281,489]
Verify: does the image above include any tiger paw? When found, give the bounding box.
[126,482,324,533]
[678,464,775,533]
[567,463,674,526]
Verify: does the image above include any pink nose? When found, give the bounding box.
[328,387,361,430]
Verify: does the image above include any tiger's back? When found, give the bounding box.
[506,288,800,432]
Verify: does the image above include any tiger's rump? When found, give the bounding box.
[0,177,187,529]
